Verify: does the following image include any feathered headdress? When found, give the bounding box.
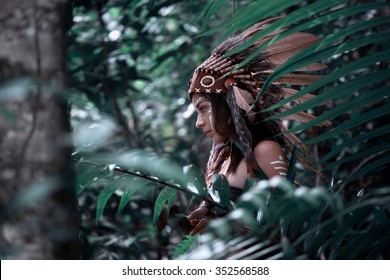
[188,17,331,176]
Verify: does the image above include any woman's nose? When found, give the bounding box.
[195,114,205,128]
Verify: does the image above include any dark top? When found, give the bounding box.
[230,186,244,202]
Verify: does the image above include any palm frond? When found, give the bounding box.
[180,178,390,259]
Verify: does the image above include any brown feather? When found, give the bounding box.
[266,43,310,62]
[268,57,327,71]
[279,88,330,106]
[280,88,316,104]
[232,86,252,112]
[251,29,286,46]
[279,122,310,154]
[295,63,327,72]
[264,32,320,56]
[281,104,332,127]
[267,89,316,106]
[232,86,257,123]
[277,74,324,85]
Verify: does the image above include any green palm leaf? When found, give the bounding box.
[153,186,177,227]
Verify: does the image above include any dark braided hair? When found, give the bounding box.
[225,85,255,170]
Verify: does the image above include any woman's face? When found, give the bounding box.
[192,93,226,143]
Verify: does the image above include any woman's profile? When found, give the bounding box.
[186,17,330,235]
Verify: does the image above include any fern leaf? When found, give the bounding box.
[172,234,200,259]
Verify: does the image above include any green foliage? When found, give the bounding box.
[286,145,297,182]
[183,164,208,196]
[153,186,177,226]
[75,150,228,224]
[172,234,200,259]
[69,0,390,259]
[75,163,109,196]
[0,106,17,125]
[210,174,231,207]
[179,179,390,259]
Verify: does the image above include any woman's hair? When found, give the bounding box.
[205,93,235,139]
[205,93,276,141]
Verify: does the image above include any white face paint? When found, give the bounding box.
[193,96,206,107]
[191,93,226,143]
[270,155,288,176]
[208,107,214,132]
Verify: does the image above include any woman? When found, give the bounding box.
[186,17,329,235]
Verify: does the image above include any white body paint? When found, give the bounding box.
[270,155,288,176]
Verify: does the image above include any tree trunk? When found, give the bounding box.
[0,0,80,259]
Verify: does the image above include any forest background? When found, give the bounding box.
[0,0,389,260]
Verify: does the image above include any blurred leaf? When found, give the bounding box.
[286,145,297,182]
[101,151,189,189]
[373,206,390,225]
[96,174,133,224]
[210,174,230,207]
[282,85,386,135]
[196,0,224,27]
[0,78,36,102]
[252,165,269,180]
[75,163,110,196]
[220,0,347,59]
[320,123,390,164]
[183,164,207,196]
[0,108,17,125]
[303,102,390,145]
[10,177,60,211]
[324,143,389,171]
[200,0,302,40]
[117,177,150,215]
[73,118,117,151]
[341,154,390,185]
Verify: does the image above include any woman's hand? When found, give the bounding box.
[187,200,217,235]
[188,214,217,235]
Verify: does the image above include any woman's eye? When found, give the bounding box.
[195,101,211,113]
[198,106,207,113]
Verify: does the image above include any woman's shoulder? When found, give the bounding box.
[253,140,283,155]
[252,140,288,178]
